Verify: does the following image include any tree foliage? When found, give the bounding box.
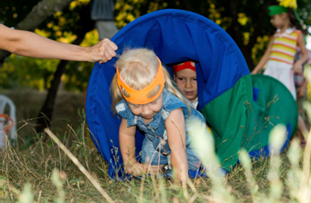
[0,0,39,26]
[114,0,311,69]
[0,0,95,91]
[1,0,311,91]
[1,0,311,134]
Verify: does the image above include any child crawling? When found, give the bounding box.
[110,48,208,183]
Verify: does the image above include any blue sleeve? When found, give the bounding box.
[162,91,189,117]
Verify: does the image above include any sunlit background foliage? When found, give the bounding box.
[1,0,311,91]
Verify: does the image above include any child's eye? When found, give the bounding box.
[150,97,160,104]
[150,93,162,104]
[129,103,140,108]
[193,78,197,81]
[177,77,184,81]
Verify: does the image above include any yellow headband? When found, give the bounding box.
[117,57,165,104]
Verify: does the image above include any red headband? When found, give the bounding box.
[172,61,196,74]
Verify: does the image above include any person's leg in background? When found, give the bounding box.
[95,21,118,40]
[296,77,309,147]
[91,0,119,40]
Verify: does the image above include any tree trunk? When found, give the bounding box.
[16,0,74,31]
[36,4,94,138]
[0,0,74,65]
[35,34,86,137]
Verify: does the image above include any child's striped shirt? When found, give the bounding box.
[269,28,301,65]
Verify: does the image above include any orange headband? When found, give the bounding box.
[117,57,165,104]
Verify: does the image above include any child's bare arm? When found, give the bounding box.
[119,119,141,175]
[251,38,273,74]
[297,77,308,98]
[165,108,188,183]
[294,34,309,73]
[119,119,164,176]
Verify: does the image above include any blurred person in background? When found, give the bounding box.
[91,0,118,40]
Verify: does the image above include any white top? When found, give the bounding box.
[191,97,198,109]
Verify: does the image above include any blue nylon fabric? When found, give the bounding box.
[247,124,292,159]
[253,87,260,102]
[86,9,250,179]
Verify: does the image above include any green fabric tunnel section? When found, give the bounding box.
[244,74,298,153]
[200,74,253,171]
[200,74,298,171]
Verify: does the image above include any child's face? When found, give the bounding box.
[270,13,286,29]
[174,69,197,102]
[127,93,163,123]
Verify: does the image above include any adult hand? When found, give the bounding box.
[87,38,118,64]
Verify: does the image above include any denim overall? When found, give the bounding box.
[116,88,206,171]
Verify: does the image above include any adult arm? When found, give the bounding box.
[293,33,309,74]
[251,38,274,74]
[165,108,188,183]
[0,24,117,63]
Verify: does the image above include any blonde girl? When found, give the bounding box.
[110,48,207,183]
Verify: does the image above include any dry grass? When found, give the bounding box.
[1,89,311,202]
[1,119,310,202]
[0,88,84,140]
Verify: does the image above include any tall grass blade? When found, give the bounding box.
[266,124,286,203]
[44,128,115,203]
[239,149,260,203]
[187,117,234,202]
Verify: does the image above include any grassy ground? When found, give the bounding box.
[0,88,84,141]
[1,121,310,202]
[0,133,291,202]
[1,89,311,202]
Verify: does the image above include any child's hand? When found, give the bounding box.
[124,162,146,177]
[293,61,303,74]
[124,162,165,176]
[297,86,306,98]
[144,164,165,175]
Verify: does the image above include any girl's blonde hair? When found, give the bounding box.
[110,48,191,114]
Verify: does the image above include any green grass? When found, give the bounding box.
[1,122,310,203]
[1,87,311,202]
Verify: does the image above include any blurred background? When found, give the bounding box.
[1,0,311,139]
